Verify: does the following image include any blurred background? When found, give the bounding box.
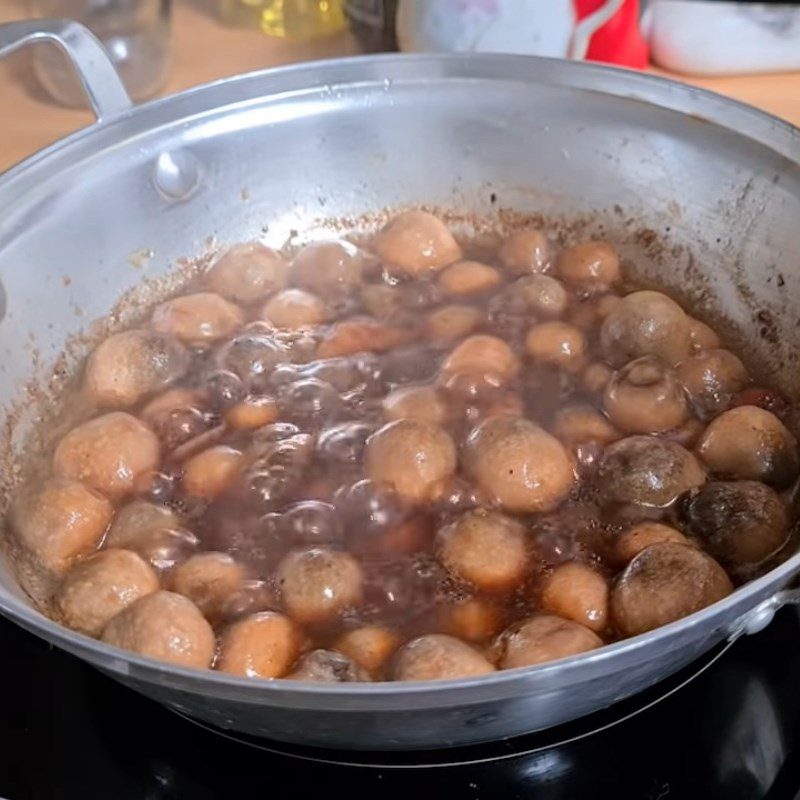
[1,0,799,172]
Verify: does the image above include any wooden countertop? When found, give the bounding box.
[1,0,799,174]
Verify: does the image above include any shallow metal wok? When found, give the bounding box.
[0,19,799,751]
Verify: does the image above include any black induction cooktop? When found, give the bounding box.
[2,607,800,800]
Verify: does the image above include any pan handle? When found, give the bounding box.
[728,585,800,641]
[0,19,132,122]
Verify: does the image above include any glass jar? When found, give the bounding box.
[218,1,347,39]
[343,0,398,52]
[29,0,171,106]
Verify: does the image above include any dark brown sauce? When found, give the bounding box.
[7,218,798,681]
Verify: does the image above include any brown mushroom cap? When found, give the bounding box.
[261,288,327,329]
[382,385,447,426]
[437,597,504,643]
[600,290,692,367]
[426,304,483,342]
[597,435,705,507]
[611,543,732,637]
[496,614,602,669]
[106,501,180,548]
[603,356,689,434]
[614,522,690,564]
[392,634,495,681]
[581,361,615,394]
[182,446,245,499]
[695,405,799,488]
[676,349,749,416]
[104,500,197,573]
[552,405,620,447]
[687,317,722,351]
[682,480,790,570]
[516,275,569,318]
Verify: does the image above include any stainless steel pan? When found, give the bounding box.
[1,19,799,751]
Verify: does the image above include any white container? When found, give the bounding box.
[647,1,800,76]
[395,0,625,59]
[397,0,575,57]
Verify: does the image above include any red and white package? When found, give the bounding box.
[396,0,649,70]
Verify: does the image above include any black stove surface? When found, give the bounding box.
[3,608,800,800]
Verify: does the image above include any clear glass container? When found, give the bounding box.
[218,0,346,39]
[343,0,398,52]
[29,0,171,106]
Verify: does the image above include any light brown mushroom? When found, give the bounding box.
[525,322,586,372]
[499,229,550,274]
[603,356,689,434]
[382,385,447,426]
[436,509,528,593]
[102,590,215,669]
[291,240,363,295]
[463,416,574,513]
[365,419,456,503]
[56,549,159,636]
[261,288,327,329]
[152,292,244,345]
[335,626,400,674]
[84,329,189,408]
[204,242,288,303]
[53,412,160,500]
[217,611,302,678]
[392,634,495,680]
[171,552,246,622]
[540,562,609,632]
[441,334,520,386]
[10,478,113,576]
[277,548,363,624]
[437,260,502,296]
[557,241,620,287]
[374,211,461,276]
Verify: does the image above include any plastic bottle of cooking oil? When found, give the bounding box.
[218,0,346,39]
